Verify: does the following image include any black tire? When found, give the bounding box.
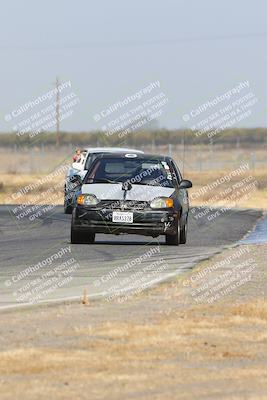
[64,197,73,214]
[64,187,73,214]
[71,226,95,244]
[165,220,180,246]
[180,220,188,244]
[71,210,95,244]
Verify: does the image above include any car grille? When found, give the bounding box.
[99,200,150,211]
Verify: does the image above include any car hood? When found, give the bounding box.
[81,183,175,201]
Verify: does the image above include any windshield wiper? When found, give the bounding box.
[88,179,123,184]
[131,181,174,187]
[130,181,160,186]
[129,182,153,186]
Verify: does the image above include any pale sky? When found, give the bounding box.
[0,0,266,132]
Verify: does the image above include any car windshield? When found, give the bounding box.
[85,157,175,188]
[85,153,105,170]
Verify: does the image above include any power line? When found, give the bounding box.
[1,32,267,50]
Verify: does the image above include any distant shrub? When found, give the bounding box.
[0,128,266,147]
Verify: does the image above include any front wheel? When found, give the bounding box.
[71,227,95,244]
[165,221,180,246]
[71,212,95,244]
[180,220,188,244]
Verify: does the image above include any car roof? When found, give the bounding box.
[82,147,144,153]
[90,152,170,161]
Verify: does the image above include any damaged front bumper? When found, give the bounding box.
[72,205,179,237]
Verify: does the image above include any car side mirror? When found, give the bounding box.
[69,175,82,185]
[179,179,192,189]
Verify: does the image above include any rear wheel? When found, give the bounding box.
[64,197,73,214]
[64,187,73,214]
[165,220,180,246]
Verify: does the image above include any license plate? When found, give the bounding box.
[112,211,133,223]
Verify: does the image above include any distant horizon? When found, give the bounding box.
[1,126,267,134]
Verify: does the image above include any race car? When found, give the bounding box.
[64,147,144,214]
[70,152,192,245]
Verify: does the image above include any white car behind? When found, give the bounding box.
[64,147,144,213]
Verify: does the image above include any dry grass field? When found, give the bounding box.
[0,145,266,209]
[0,244,266,400]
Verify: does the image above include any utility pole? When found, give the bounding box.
[182,129,185,176]
[55,77,60,146]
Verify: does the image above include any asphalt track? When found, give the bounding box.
[0,205,262,310]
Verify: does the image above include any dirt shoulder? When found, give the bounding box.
[0,244,267,400]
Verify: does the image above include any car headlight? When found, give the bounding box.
[150,197,174,209]
[77,194,99,206]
